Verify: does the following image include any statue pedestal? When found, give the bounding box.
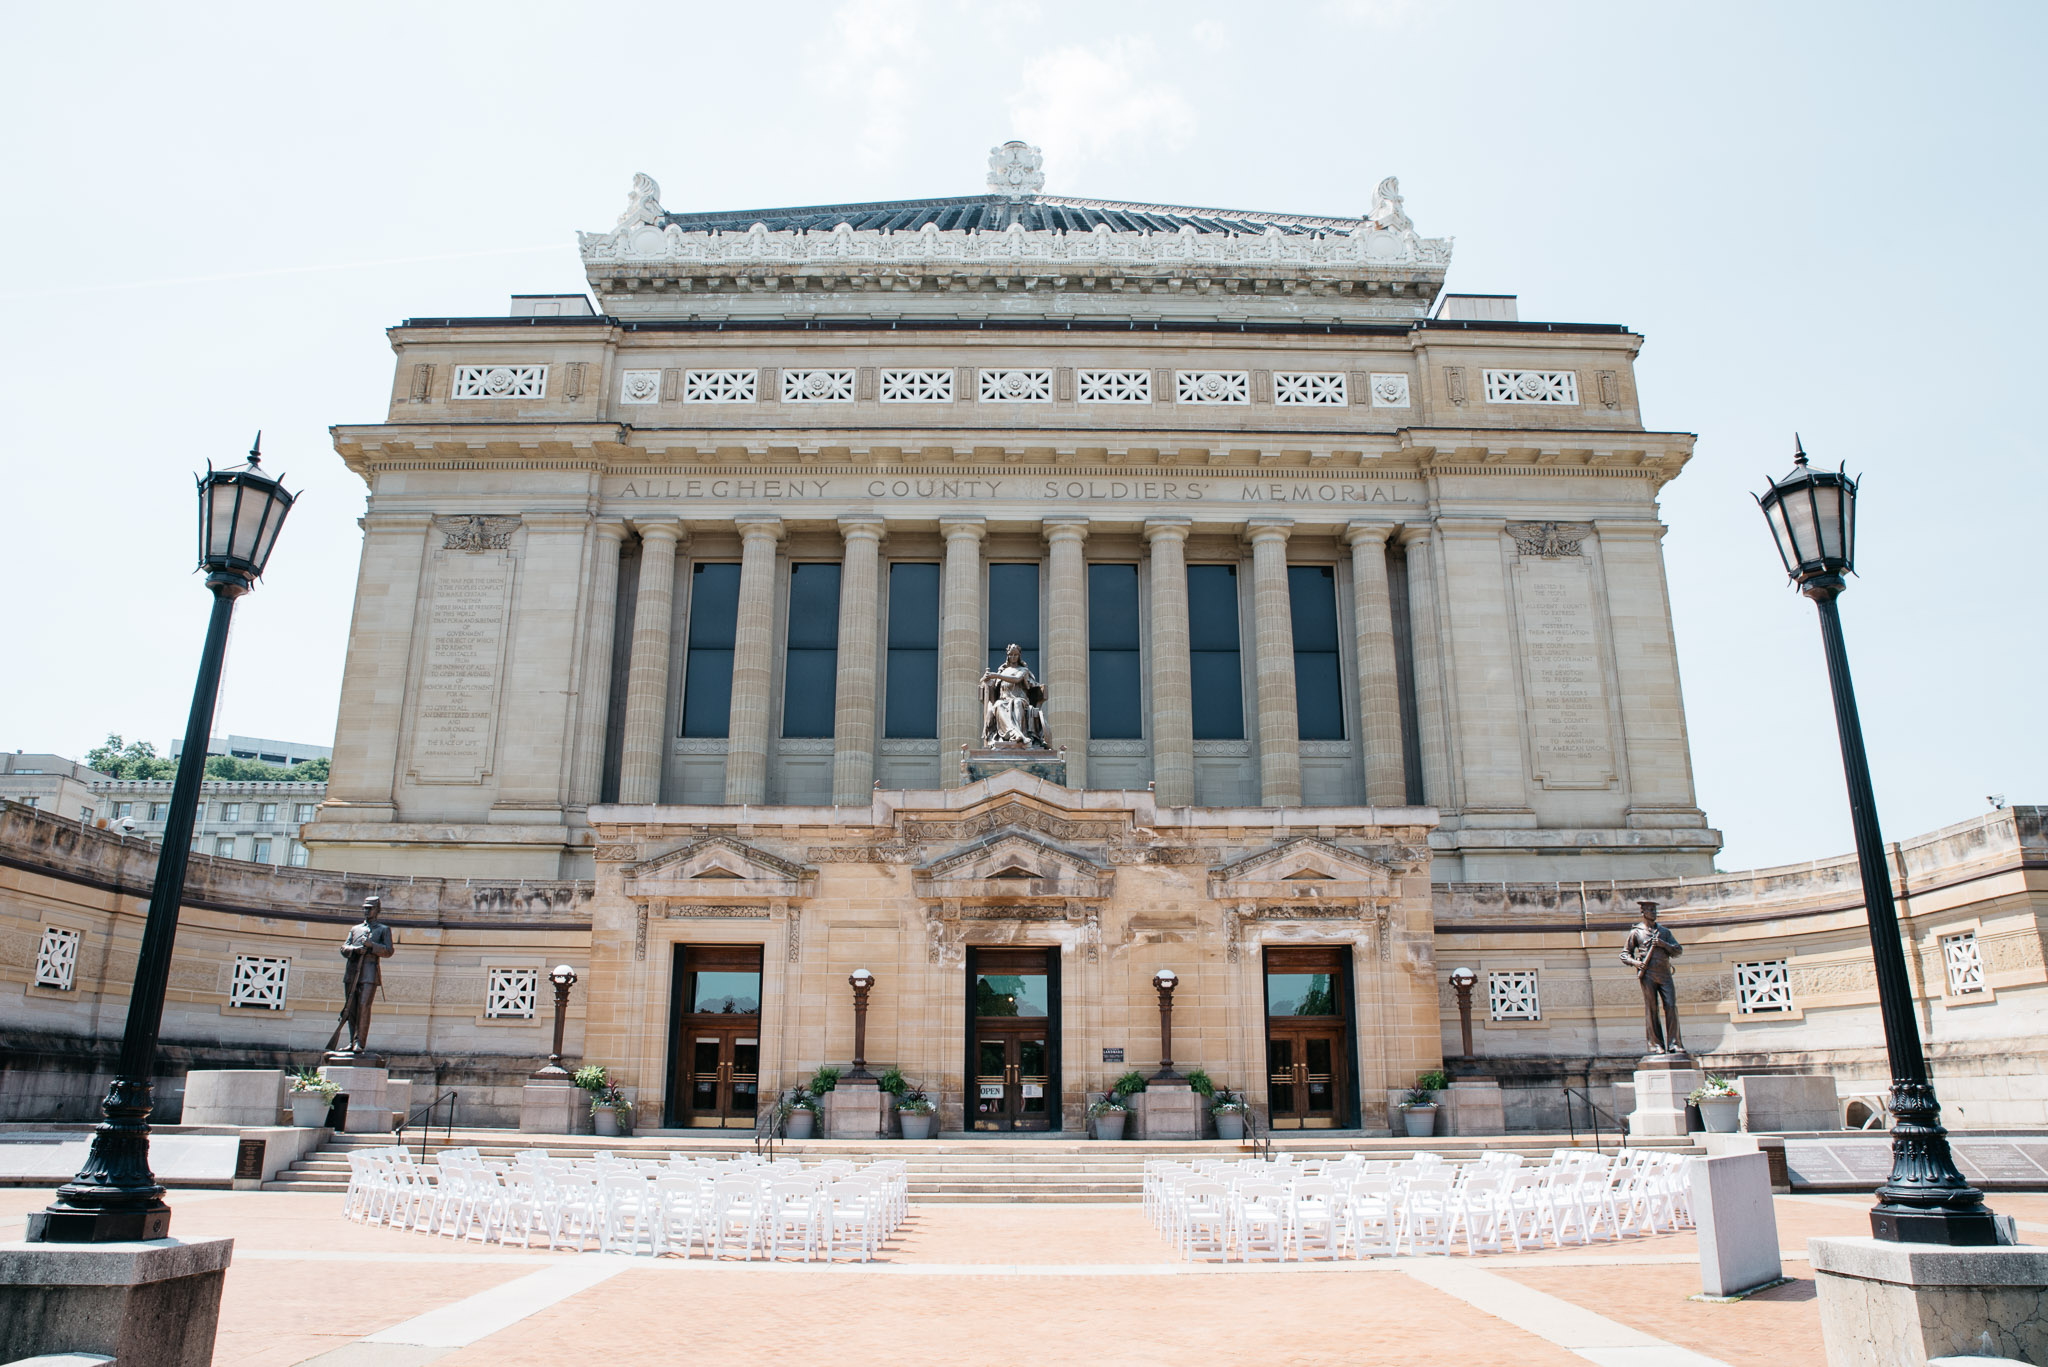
[318,1065,391,1134]
[962,747,1067,787]
[1627,1056,1701,1138]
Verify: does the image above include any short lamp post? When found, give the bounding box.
[534,965,577,1078]
[846,969,875,1081]
[1757,438,1998,1246]
[1448,967,1478,1061]
[1152,969,1181,1082]
[30,437,296,1243]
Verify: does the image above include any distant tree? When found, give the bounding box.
[288,757,330,782]
[84,734,178,781]
[204,756,297,782]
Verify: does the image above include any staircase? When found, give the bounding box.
[264,1129,1702,1203]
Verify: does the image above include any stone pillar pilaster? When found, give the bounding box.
[723,517,785,805]
[832,517,885,805]
[617,521,682,806]
[1346,522,1407,807]
[1044,517,1090,788]
[327,511,433,818]
[1402,526,1451,808]
[1144,518,1193,807]
[938,517,986,787]
[1248,519,1301,807]
[569,521,627,808]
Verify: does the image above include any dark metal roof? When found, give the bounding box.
[660,194,1361,237]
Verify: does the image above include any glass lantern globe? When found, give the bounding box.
[198,435,297,582]
[1756,437,1857,586]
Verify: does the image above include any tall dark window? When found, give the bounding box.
[885,563,940,739]
[1088,564,1142,739]
[782,562,841,738]
[987,563,1040,672]
[1289,565,1344,740]
[1187,564,1244,740]
[680,563,741,738]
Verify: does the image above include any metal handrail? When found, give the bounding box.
[1562,1083,1627,1156]
[1244,1105,1273,1162]
[395,1089,458,1163]
[754,1094,788,1159]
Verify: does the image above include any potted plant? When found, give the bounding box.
[1088,1093,1128,1141]
[1690,1075,1742,1133]
[1398,1068,1450,1138]
[1211,1089,1251,1141]
[896,1086,937,1140]
[782,1088,818,1140]
[289,1068,340,1127]
[574,1065,618,1135]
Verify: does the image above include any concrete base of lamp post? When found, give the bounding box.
[0,1237,233,1367]
[1128,1084,1204,1140]
[823,1080,890,1140]
[519,1080,587,1134]
[1810,1237,2039,1366]
[1441,1078,1506,1136]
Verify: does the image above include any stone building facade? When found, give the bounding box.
[92,779,328,868]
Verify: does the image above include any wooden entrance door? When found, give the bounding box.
[668,944,765,1129]
[973,1026,1052,1131]
[1262,945,1354,1130]
[967,945,1060,1132]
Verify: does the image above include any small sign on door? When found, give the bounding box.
[979,1083,1006,1099]
[1021,1083,1043,1098]
[1102,1047,1124,1063]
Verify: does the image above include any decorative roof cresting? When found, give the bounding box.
[987,141,1045,201]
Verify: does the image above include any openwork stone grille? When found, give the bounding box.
[1274,373,1347,406]
[1734,959,1794,1013]
[1176,371,1249,404]
[35,926,79,990]
[684,370,757,403]
[783,369,856,402]
[1483,370,1579,405]
[1369,373,1411,408]
[881,369,955,403]
[230,954,290,1010]
[619,370,662,404]
[1077,370,1151,403]
[979,369,1053,402]
[1488,970,1540,1021]
[1943,932,1986,995]
[451,365,547,399]
[486,967,540,1019]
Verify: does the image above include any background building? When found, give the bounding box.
[91,778,327,867]
[169,734,332,769]
[0,753,106,825]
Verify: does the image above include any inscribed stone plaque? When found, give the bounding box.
[409,519,519,783]
[1510,549,1616,789]
[1783,1140,1856,1188]
[1954,1141,2048,1183]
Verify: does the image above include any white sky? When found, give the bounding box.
[2,1,2040,872]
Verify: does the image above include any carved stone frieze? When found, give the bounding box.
[805,841,921,864]
[1507,521,1589,559]
[902,801,1126,846]
[595,843,639,863]
[1104,841,1208,866]
[653,905,771,920]
[439,515,518,553]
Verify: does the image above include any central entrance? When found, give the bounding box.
[966,945,1061,1132]
[667,944,764,1128]
[1262,945,1359,1130]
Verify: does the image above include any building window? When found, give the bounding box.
[1289,565,1344,740]
[230,955,290,1009]
[451,365,547,399]
[215,837,237,858]
[1483,370,1579,405]
[80,806,93,821]
[222,803,241,822]
[253,838,273,863]
[978,369,1053,402]
[782,562,842,738]
[295,803,315,822]
[1942,932,1986,996]
[880,369,954,402]
[884,563,940,739]
[1734,960,1794,1014]
[21,796,36,807]
[1187,565,1244,739]
[259,803,278,822]
[1088,564,1142,740]
[151,803,169,819]
[987,563,1040,673]
[289,842,309,867]
[782,369,855,402]
[486,967,540,1019]
[1077,370,1150,403]
[1274,373,1347,406]
[1488,970,1540,1021]
[684,370,757,403]
[36,927,80,990]
[112,802,132,819]
[680,562,742,738]
[1176,371,1250,405]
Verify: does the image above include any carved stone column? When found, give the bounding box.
[617,522,682,805]
[1346,521,1407,807]
[1044,517,1090,788]
[569,521,627,809]
[1248,519,1301,807]
[721,517,784,805]
[938,517,986,787]
[832,517,885,805]
[1403,526,1451,808]
[1144,518,1193,807]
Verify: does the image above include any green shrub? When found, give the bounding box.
[572,1065,609,1093]
[808,1066,841,1096]
[1416,1068,1451,1093]
[877,1067,907,1096]
[1111,1069,1148,1097]
[1183,1068,1215,1097]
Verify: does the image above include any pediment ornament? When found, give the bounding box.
[913,829,1113,901]
[1208,837,1398,902]
[623,835,816,900]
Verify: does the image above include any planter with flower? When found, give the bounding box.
[1689,1075,1741,1133]
[574,1065,633,1137]
[1398,1069,1450,1138]
[1209,1088,1252,1141]
[1087,1092,1129,1141]
[289,1068,341,1127]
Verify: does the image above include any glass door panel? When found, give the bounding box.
[730,1036,760,1127]
[1018,1036,1049,1122]
[689,1036,723,1127]
[975,1037,1010,1131]
[1302,1034,1337,1129]
[1267,1036,1297,1124]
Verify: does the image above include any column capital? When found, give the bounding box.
[734,515,785,543]
[1042,516,1091,543]
[1143,517,1191,544]
[631,518,684,545]
[1397,522,1434,548]
[594,519,631,543]
[1344,520,1397,549]
[1245,517,1294,544]
[939,516,987,542]
[837,515,887,542]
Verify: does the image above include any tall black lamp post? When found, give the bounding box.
[1757,439,1997,1246]
[846,969,875,1081]
[29,438,296,1244]
[534,964,578,1078]
[1152,969,1181,1082]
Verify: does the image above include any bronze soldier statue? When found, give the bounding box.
[324,896,395,1061]
[1619,900,1686,1056]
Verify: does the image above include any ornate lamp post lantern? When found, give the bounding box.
[30,437,296,1243]
[846,969,875,1081]
[534,964,578,1078]
[1152,969,1181,1082]
[1448,966,1479,1060]
[1756,438,1997,1246]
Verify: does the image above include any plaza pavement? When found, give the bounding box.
[7,1187,2046,1366]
